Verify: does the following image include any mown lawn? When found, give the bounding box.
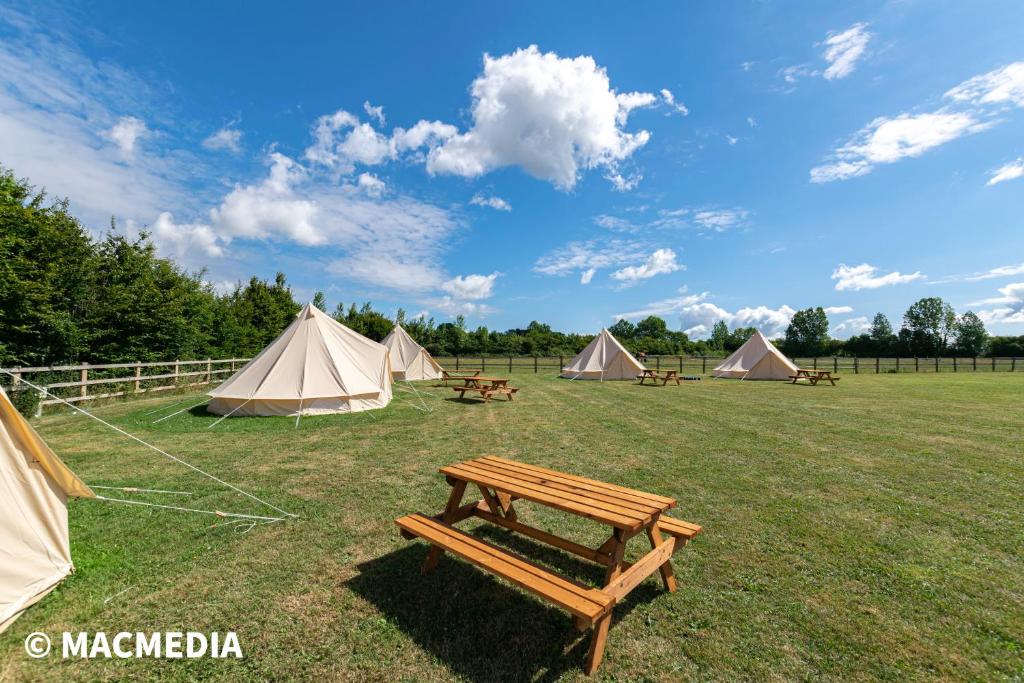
[2,373,1022,682]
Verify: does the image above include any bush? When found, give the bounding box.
[8,386,41,417]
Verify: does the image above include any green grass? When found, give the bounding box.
[2,373,1022,682]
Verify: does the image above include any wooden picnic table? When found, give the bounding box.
[789,368,841,386]
[452,376,518,402]
[441,369,481,385]
[637,368,681,386]
[395,456,701,675]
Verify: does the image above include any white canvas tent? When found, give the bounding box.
[712,329,798,380]
[561,328,646,380]
[208,304,393,416]
[1,386,94,633]
[382,325,443,381]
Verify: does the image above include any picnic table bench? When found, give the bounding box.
[451,376,519,402]
[789,368,841,386]
[441,369,481,385]
[396,456,701,675]
[637,368,681,385]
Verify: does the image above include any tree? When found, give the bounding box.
[784,307,830,356]
[635,316,668,339]
[954,311,988,356]
[868,312,896,356]
[901,297,957,356]
[311,291,327,311]
[608,319,635,339]
[709,321,729,351]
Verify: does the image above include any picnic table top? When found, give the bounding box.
[443,369,480,375]
[440,455,675,531]
[461,376,509,383]
[796,367,835,374]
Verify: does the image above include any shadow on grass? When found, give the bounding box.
[348,531,661,682]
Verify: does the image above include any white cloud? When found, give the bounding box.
[965,262,1024,281]
[441,272,500,300]
[660,88,689,116]
[356,172,386,197]
[726,135,738,146]
[831,263,924,290]
[426,46,653,190]
[692,208,748,232]
[614,291,796,337]
[741,61,755,72]
[778,64,819,85]
[747,116,757,127]
[824,306,853,314]
[987,158,1024,186]
[812,63,1024,182]
[822,23,871,80]
[974,282,1024,325]
[594,214,641,232]
[811,112,990,182]
[831,316,871,338]
[427,297,495,317]
[944,62,1024,109]
[103,115,149,157]
[150,211,225,258]
[202,126,242,153]
[534,239,650,282]
[610,248,682,286]
[363,101,385,126]
[469,193,511,211]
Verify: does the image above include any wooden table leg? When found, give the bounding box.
[422,479,468,574]
[496,491,518,521]
[647,520,676,592]
[586,529,626,675]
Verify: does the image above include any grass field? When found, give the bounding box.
[2,373,1022,682]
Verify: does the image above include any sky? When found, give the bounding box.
[1,1,1023,338]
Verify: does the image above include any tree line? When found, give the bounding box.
[2,166,1020,369]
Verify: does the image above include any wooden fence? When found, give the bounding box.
[1,358,250,416]
[3,354,1018,415]
[433,355,1021,375]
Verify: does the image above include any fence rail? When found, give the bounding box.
[1,358,251,416]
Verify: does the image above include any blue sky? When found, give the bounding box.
[2,1,1023,337]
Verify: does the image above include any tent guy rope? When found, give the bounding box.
[1,370,296,519]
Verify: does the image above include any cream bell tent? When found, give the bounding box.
[561,328,646,380]
[712,329,798,380]
[382,324,443,381]
[1,386,94,633]
[208,303,393,416]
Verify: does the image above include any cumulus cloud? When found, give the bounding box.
[660,88,689,116]
[965,262,1024,281]
[441,272,500,300]
[987,158,1024,186]
[614,290,796,337]
[811,112,991,182]
[356,172,386,197]
[831,316,871,338]
[363,101,385,126]
[824,306,853,314]
[692,208,748,232]
[822,23,871,80]
[831,263,924,290]
[103,115,149,157]
[533,239,650,282]
[425,46,653,190]
[973,282,1024,325]
[202,126,242,153]
[150,211,225,258]
[812,62,1024,182]
[610,248,682,286]
[469,193,511,211]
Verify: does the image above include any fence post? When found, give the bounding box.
[895,357,900,372]
[876,357,880,374]
[481,356,485,372]
[174,359,180,386]
[206,358,212,383]
[80,362,88,399]
[973,356,977,371]
[678,356,683,372]
[134,362,142,392]
[656,356,660,370]
[455,355,459,370]
[914,357,918,372]
[953,357,957,373]
[813,357,817,370]
[1013,357,1017,372]
[833,357,838,373]
[559,355,563,371]
[854,356,859,374]
[534,356,538,373]
[509,356,512,373]
[992,356,996,372]
[935,357,939,372]
[702,356,706,374]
